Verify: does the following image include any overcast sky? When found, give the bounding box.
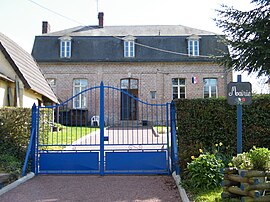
[0,0,268,93]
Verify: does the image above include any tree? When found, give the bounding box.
[215,0,270,77]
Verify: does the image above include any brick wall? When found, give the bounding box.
[40,61,232,103]
[39,61,232,125]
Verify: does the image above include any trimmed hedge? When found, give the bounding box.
[0,107,52,174]
[175,94,270,172]
[0,108,31,161]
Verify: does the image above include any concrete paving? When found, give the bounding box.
[0,175,181,202]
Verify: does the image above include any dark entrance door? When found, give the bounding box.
[120,78,138,120]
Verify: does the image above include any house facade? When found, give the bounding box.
[31,13,232,123]
[0,33,58,107]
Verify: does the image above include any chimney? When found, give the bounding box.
[42,21,50,34]
[98,12,104,28]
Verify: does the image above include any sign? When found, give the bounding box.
[227,82,252,105]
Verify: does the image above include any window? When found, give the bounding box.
[47,78,56,92]
[73,79,88,108]
[59,36,72,58]
[187,35,200,56]
[124,41,135,57]
[203,78,218,98]
[123,35,136,58]
[188,40,199,56]
[150,91,156,99]
[172,78,186,99]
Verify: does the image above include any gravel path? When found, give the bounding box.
[0,175,181,202]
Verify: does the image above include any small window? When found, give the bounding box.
[150,91,156,99]
[73,79,88,108]
[124,41,135,57]
[172,78,186,99]
[59,36,72,58]
[187,35,200,56]
[203,78,218,98]
[123,35,136,58]
[47,78,56,92]
[188,40,199,56]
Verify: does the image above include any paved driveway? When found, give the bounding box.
[0,175,181,202]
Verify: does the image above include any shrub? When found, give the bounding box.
[0,154,22,176]
[182,153,224,190]
[0,107,31,162]
[230,147,270,171]
[231,152,251,170]
[248,147,270,171]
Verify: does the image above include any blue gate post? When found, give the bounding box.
[170,101,180,175]
[237,75,243,154]
[100,82,105,176]
[22,103,37,176]
[30,103,37,173]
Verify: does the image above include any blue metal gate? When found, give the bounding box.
[22,82,179,176]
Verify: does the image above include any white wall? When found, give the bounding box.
[23,89,42,108]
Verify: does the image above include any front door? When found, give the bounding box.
[120,78,138,120]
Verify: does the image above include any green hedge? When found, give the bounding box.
[0,108,31,161]
[0,108,31,174]
[175,94,270,172]
[0,107,52,174]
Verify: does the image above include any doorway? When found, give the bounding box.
[120,78,138,120]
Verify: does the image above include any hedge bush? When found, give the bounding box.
[0,107,52,174]
[175,94,270,172]
[0,108,31,162]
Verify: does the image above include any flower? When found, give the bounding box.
[191,156,195,160]
[219,142,223,146]
[215,143,218,147]
[228,162,233,167]
[199,149,203,153]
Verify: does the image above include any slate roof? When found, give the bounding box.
[32,25,228,63]
[0,32,58,103]
[41,25,216,37]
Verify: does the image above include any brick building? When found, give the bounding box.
[31,13,232,123]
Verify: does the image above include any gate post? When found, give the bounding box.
[170,101,180,175]
[100,82,105,176]
[30,103,37,174]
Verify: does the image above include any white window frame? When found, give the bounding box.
[73,79,88,109]
[187,35,200,57]
[188,40,199,56]
[123,35,136,58]
[59,36,72,58]
[203,78,218,98]
[124,41,135,57]
[172,78,186,99]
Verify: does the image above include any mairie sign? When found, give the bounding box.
[227,82,252,105]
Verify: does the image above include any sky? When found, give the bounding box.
[0,0,268,93]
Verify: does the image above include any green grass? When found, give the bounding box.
[188,187,223,202]
[186,187,240,202]
[153,126,170,134]
[39,126,99,150]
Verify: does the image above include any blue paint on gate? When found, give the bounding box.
[22,82,180,176]
[106,152,167,172]
[39,152,99,172]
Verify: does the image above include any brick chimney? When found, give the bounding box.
[98,12,104,28]
[42,21,50,34]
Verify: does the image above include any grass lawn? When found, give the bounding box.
[39,126,99,150]
[187,187,223,202]
[153,126,170,134]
